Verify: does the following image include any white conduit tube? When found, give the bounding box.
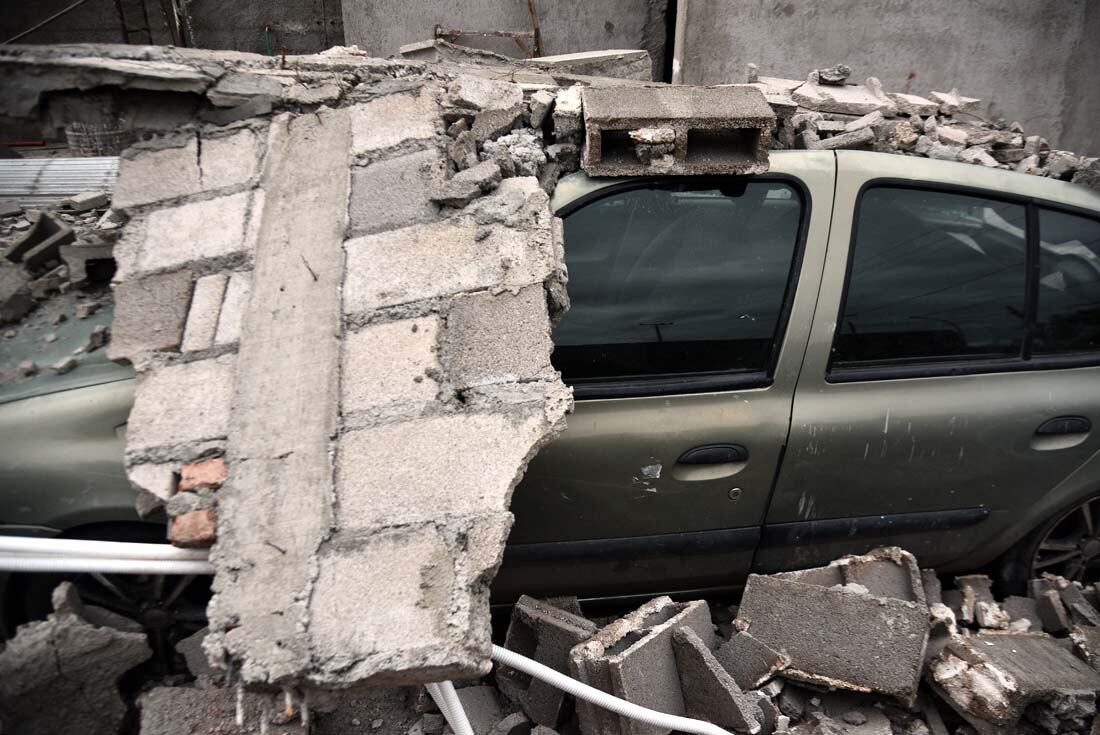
[0,538,730,735]
[0,554,214,575]
[0,536,208,560]
[425,682,474,735]
[491,644,734,735]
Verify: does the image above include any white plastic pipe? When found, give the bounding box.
[0,554,214,575]
[0,536,208,560]
[491,644,735,735]
[425,682,474,735]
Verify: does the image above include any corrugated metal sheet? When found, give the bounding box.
[0,157,119,207]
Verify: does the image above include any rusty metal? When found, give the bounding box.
[433,24,540,58]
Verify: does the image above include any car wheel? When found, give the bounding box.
[2,523,211,674]
[1002,494,1100,593]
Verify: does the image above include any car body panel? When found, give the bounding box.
[494,151,837,599]
[759,151,1100,573]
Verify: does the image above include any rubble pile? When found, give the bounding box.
[747,65,1100,187]
[0,194,119,381]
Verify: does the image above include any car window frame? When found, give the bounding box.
[554,173,813,400]
[828,178,1100,384]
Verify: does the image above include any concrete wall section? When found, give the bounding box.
[341,0,668,80]
[679,0,1099,154]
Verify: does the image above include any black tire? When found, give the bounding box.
[999,493,1100,595]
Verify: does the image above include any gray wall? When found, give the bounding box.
[341,0,669,79]
[680,0,1100,154]
[1,0,343,55]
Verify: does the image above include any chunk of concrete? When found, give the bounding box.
[0,582,151,735]
[922,570,943,606]
[5,210,75,272]
[954,575,995,625]
[138,686,298,735]
[497,595,598,727]
[447,76,524,111]
[66,190,110,212]
[126,354,235,452]
[349,148,444,237]
[836,547,925,603]
[888,92,938,117]
[1002,595,1041,632]
[454,686,505,735]
[472,104,524,142]
[109,268,193,360]
[930,634,1100,731]
[350,89,439,154]
[1035,588,1071,633]
[581,86,775,177]
[569,597,715,735]
[59,240,114,287]
[736,574,928,705]
[551,85,583,141]
[529,89,556,129]
[181,272,228,352]
[671,627,762,734]
[431,159,503,207]
[0,261,32,323]
[526,49,653,82]
[792,77,897,117]
[929,89,981,116]
[715,630,789,690]
[440,285,553,388]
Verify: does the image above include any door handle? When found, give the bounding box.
[1032,416,1091,452]
[1036,416,1092,435]
[677,444,749,464]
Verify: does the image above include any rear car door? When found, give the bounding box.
[495,151,836,600]
[760,151,1100,574]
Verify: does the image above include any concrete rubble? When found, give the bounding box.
[0,582,151,735]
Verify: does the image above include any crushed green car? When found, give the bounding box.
[4,150,1100,635]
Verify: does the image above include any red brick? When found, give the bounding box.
[170,509,217,548]
[178,457,228,492]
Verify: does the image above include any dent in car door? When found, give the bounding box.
[495,152,836,601]
[761,151,1100,574]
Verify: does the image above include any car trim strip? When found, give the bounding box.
[759,506,990,546]
[502,526,761,562]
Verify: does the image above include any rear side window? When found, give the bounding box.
[552,181,804,392]
[1034,208,1100,355]
[833,188,1028,368]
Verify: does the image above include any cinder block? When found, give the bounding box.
[581,86,775,177]
[343,217,553,314]
[569,597,714,735]
[348,149,443,237]
[181,273,228,352]
[715,631,788,691]
[931,633,1100,730]
[350,90,438,155]
[671,627,761,734]
[341,316,441,413]
[440,285,553,388]
[838,547,925,604]
[792,77,897,117]
[121,191,252,277]
[214,270,251,346]
[735,574,928,705]
[336,408,559,528]
[127,354,236,452]
[497,595,598,726]
[197,127,264,191]
[113,136,201,209]
[109,268,193,360]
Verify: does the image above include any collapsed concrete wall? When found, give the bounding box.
[0,43,573,688]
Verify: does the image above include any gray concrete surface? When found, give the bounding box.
[341,0,668,80]
[679,0,1100,154]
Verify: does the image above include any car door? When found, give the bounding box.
[494,151,836,601]
[759,151,1100,574]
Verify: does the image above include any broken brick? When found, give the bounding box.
[170,508,217,548]
[178,457,228,492]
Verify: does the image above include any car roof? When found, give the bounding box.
[551,149,1100,216]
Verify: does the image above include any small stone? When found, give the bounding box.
[372,719,384,729]
[52,312,67,325]
[1046,151,1081,180]
[74,301,99,319]
[815,63,852,85]
[44,333,58,343]
[936,125,969,146]
[86,324,110,352]
[50,356,77,374]
[16,359,36,377]
[842,710,868,726]
[958,146,1000,168]
[3,329,14,338]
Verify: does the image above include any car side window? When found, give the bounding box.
[832,187,1028,368]
[1034,208,1100,355]
[552,181,804,391]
